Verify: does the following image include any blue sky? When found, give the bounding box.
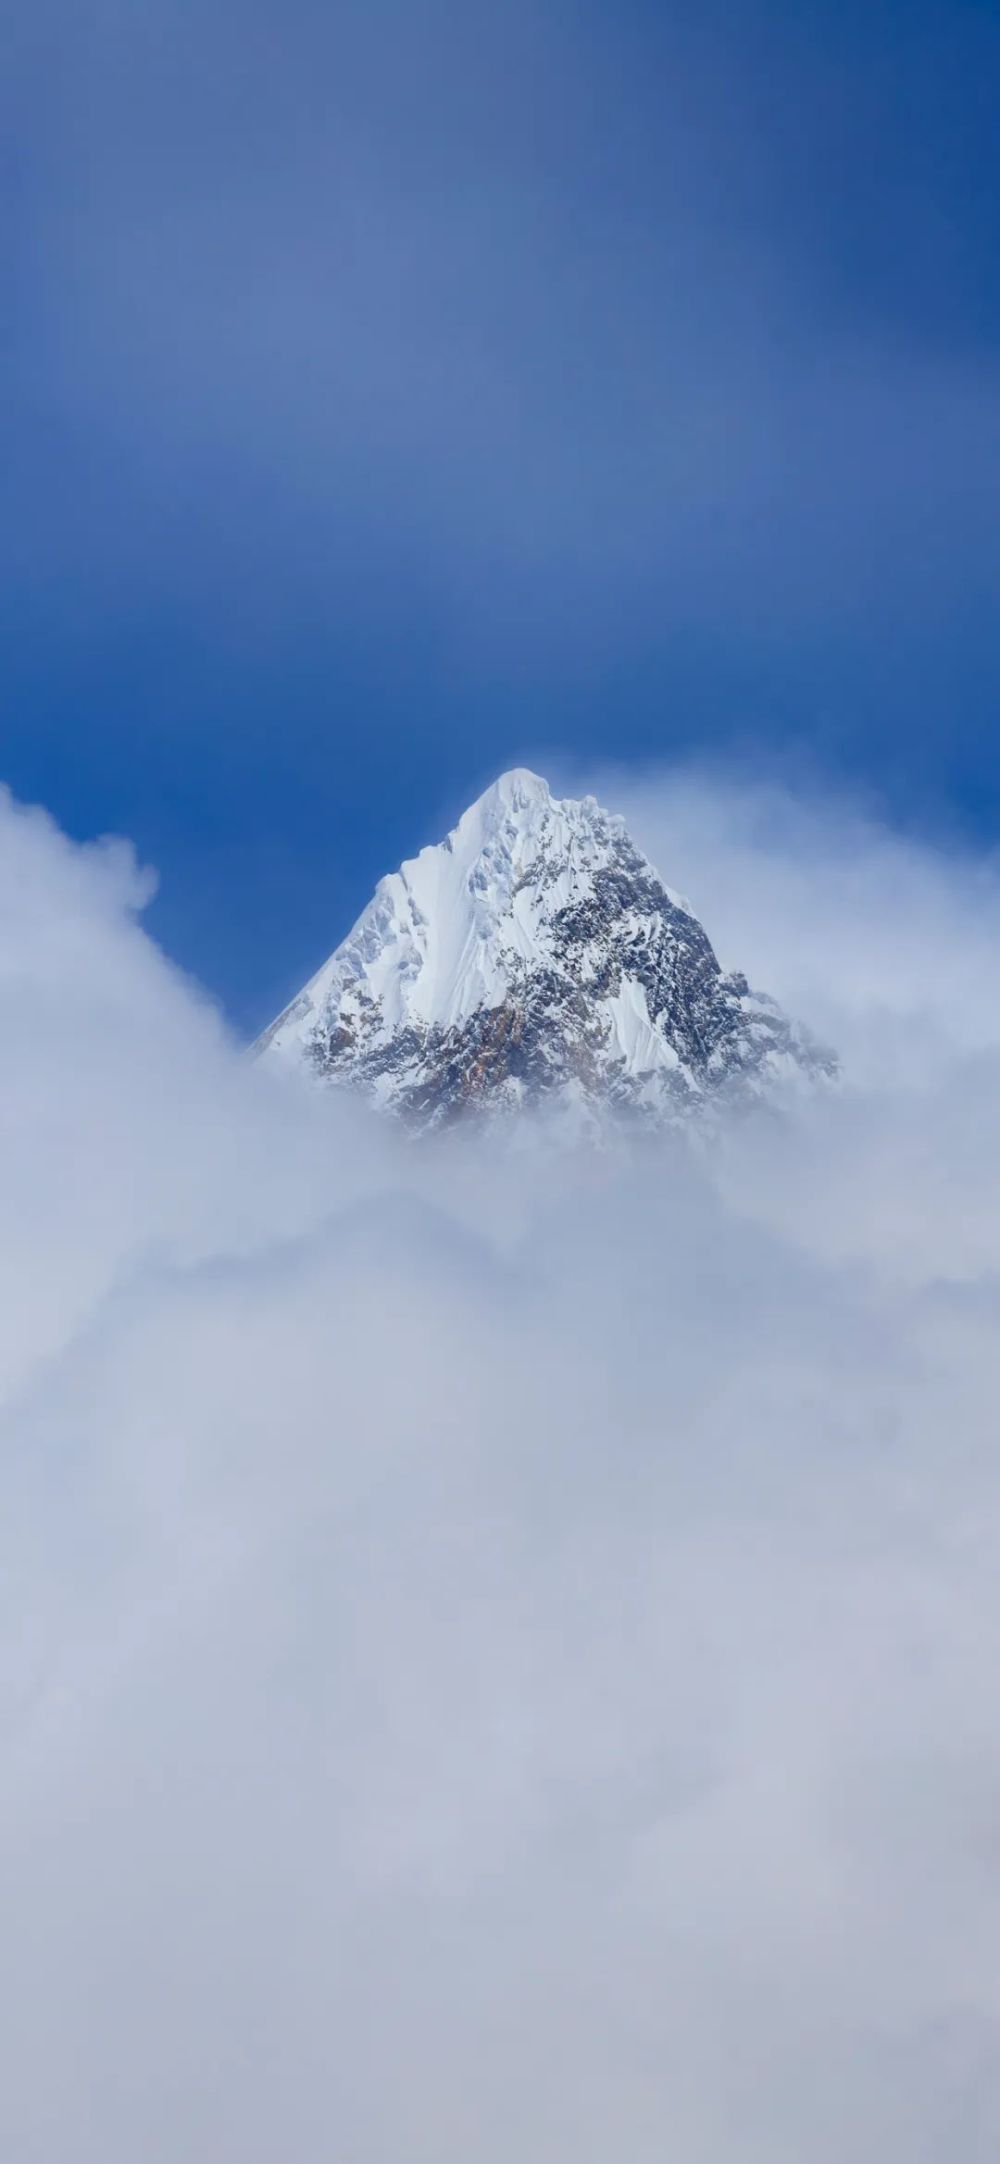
[5,0,999,1031]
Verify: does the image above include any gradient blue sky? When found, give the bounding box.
[5,0,999,1030]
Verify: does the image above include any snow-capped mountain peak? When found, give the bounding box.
[258,771,834,1126]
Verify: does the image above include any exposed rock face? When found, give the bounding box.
[258,769,835,1128]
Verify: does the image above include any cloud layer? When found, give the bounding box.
[4,776,1000,2161]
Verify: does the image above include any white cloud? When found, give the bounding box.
[3,776,1000,2160]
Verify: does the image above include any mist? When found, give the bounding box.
[4,774,1000,2160]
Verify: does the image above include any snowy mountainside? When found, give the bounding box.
[258,769,835,1127]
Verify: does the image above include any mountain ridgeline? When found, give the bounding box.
[258,770,835,1129]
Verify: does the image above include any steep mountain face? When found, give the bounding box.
[258,770,835,1128]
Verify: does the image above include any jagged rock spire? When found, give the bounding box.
[258,772,834,1128]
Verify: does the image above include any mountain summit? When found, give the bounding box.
[258,769,834,1127]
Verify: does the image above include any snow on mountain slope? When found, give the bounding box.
[258,769,835,1127]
